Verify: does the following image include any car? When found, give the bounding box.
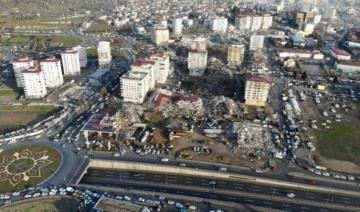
[308,180,316,185]
[124,196,131,201]
[32,193,40,197]
[66,187,74,192]
[347,175,355,180]
[167,200,175,205]
[5,200,11,204]
[332,174,340,179]
[49,191,56,196]
[255,169,264,173]
[314,170,322,175]
[158,196,166,200]
[179,163,186,167]
[24,194,32,198]
[287,193,295,198]
[113,152,120,157]
[115,195,123,200]
[153,200,160,205]
[340,175,347,180]
[138,197,145,202]
[218,167,227,172]
[209,181,216,185]
[12,192,20,196]
[175,202,183,208]
[322,172,330,177]
[60,191,66,195]
[146,199,154,204]
[161,158,169,162]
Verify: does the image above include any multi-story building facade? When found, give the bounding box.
[190,37,207,50]
[335,61,360,73]
[97,41,112,71]
[21,66,47,99]
[188,49,208,76]
[172,18,183,35]
[149,53,170,84]
[227,44,245,65]
[151,24,169,45]
[74,45,88,67]
[235,16,252,30]
[251,16,263,31]
[12,57,34,87]
[244,72,271,107]
[61,48,81,76]
[120,71,149,103]
[250,34,265,50]
[262,15,273,29]
[210,16,228,33]
[39,56,64,87]
[131,60,156,89]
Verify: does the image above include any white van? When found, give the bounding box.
[161,158,169,162]
[218,167,227,172]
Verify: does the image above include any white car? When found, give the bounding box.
[12,192,20,196]
[179,163,186,167]
[115,196,123,200]
[158,196,166,200]
[175,202,183,208]
[24,194,32,198]
[49,191,56,196]
[60,191,66,195]
[146,199,154,204]
[333,174,340,179]
[347,176,355,180]
[66,187,74,192]
[167,200,175,205]
[287,193,295,198]
[314,170,322,175]
[255,169,264,174]
[322,172,330,177]
[161,158,169,162]
[124,196,131,201]
[340,175,347,180]
[42,192,48,196]
[138,197,145,202]
[32,193,40,197]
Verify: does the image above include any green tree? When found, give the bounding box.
[293,71,298,78]
[301,71,308,79]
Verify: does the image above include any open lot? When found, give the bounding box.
[0,197,81,212]
[0,105,59,130]
[0,35,82,47]
[84,23,112,33]
[0,145,61,193]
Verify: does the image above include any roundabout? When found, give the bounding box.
[0,145,61,192]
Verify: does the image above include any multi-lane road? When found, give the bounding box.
[80,168,360,212]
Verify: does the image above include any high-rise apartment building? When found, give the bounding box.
[235,16,252,30]
[151,24,169,45]
[61,48,81,76]
[120,71,149,103]
[172,18,183,35]
[190,38,207,50]
[74,45,88,68]
[250,35,265,50]
[97,41,112,71]
[227,44,245,65]
[188,49,208,76]
[39,56,64,87]
[210,16,228,33]
[251,16,263,31]
[131,60,156,89]
[244,72,271,107]
[12,57,34,87]
[262,15,273,29]
[149,53,170,84]
[21,66,47,99]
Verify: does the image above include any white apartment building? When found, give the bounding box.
[172,18,183,35]
[149,53,170,84]
[251,16,263,31]
[190,37,207,50]
[39,56,64,87]
[97,41,112,71]
[188,49,208,76]
[151,24,169,45]
[74,45,88,67]
[235,16,252,30]
[227,44,245,65]
[244,72,271,107]
[12,57,34,87]
[61,48,81,76]
[131,60,155,89]
[21,66,47,99]
[210,16,228,33]
[262,15,273,29]
[250,35,265,50]
[120,71,149,103]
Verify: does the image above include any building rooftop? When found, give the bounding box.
[61,48,78,54]
[132,60,156,67]
[13,56,33,63]
[41,56,60,63]
[246,72,271,83]
[81,113,116,133]
[121,71,147,80]
[189,49,207,53]
[155,92,200,108]
[331,48,350,56]
[21,66,42,74]
[336,60,360,66]
[93,197,143,212]
[98,41,111,51]
[290,35,305,43]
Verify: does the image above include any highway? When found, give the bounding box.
[80,169,357,212]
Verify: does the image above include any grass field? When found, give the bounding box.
[0,197,81,212]
[50,36,82,47]
[86,48,97,58]
[316,122,360,164]
[0,105,58,130]
[0,89,21,97]
[84,23,112,33]
[0,145,61,193]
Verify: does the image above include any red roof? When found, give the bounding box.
[41,56,60,63]
[21,66,42,74]
[132,60,156,67]
[155,93,200,108]
[61,48,78,54]
[246,72,271,83]
[331,48,350,56]
[13,57,33,63]
[337,60,360,66]
[189,49,207,54]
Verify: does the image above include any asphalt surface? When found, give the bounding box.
[80,173,353,212]
[81,168,360,208]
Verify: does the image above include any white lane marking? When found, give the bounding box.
[343,201,351,204]
[90,173,98,176]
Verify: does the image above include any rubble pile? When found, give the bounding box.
[208,96,242,116]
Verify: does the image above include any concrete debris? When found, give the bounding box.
[207,96,241,116]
